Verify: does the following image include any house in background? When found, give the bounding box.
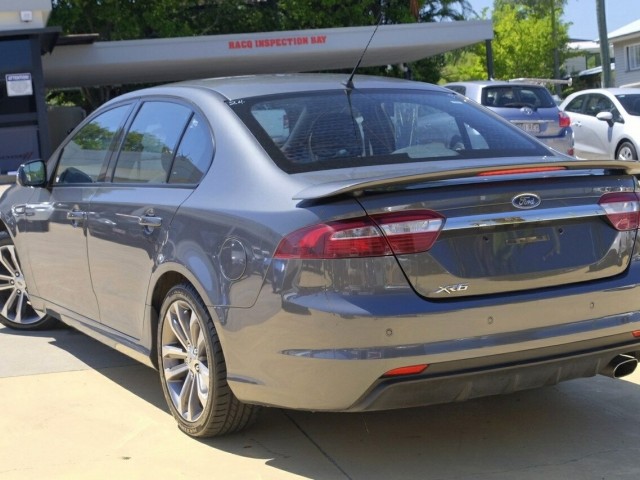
[609,18,640,88]
[565,39,613,89]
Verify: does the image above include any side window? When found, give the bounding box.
[169,113,213,184]
[585,95,614,116]
[54,105,130,184]
[564,96,585,114]
[113,102,192,183]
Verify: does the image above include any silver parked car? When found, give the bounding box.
[445,80,574,155]
[2,74,640,438]
[559,88,640,160]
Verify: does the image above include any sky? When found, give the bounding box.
[467,0,639,40]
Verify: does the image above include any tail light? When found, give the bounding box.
[599,192,640,231]
[559,111,571,128]
[274,211,444,259]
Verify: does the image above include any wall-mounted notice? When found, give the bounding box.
[6,73,33,97]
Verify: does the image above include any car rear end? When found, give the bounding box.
[216,78,640,411]
[448,82,574,156]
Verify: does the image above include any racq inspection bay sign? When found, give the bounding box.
[228,35,328,50]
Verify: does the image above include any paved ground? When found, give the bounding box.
[2,323,640,479]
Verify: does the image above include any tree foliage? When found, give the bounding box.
[440,0,570,83]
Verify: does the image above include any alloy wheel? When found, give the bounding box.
[160,299,210,423]
[0,244,46,326]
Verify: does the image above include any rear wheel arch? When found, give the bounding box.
[153,277,259,436]
[615,139,638,160]
[148,268,224,364]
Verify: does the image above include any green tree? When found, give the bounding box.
[492,0,570,80]
[440,0,570,83]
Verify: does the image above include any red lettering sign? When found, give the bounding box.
[227,35,328,50]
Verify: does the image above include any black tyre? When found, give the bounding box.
[157,284,259,437]
[0,233,58,330]
[616,141,638,160]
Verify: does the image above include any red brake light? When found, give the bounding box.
[599,192,640,231]
[478,166,566,177]
[559,111,571,128]
[274,211,445,259]
[632,330,640,338]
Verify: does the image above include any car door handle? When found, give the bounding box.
[66,210,85,221]
[138,215,162,228]
[66,209,86,228]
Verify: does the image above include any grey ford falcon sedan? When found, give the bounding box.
[2,74,640,437]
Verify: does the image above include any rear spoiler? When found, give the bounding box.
[293,159,640,201]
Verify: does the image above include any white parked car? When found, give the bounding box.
[560,88,640,160]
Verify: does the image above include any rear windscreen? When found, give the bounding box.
[481,86,556,109]
[229,89,550,173]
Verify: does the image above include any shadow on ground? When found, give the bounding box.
[4,324,640,479]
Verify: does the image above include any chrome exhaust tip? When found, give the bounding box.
[600,354,638,379]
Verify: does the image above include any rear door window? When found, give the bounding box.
[168,113,214,184]
[112,101,192,183]
[564,95,586,114]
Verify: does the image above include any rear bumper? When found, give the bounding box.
[215,258,640,412]
[348,333,639,412]
[537,127,574,155]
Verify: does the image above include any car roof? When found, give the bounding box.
[445,80,545,88]
[567,88,640,96]
[117,73,448,102]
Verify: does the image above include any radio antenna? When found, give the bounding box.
[345,14,383,90]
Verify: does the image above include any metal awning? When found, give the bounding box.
[578,63,615,77]
[41,20,493,88]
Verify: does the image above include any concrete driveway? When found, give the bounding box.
[1,323,640,480]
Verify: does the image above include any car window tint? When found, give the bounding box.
[113,102,192,183]
[616,94,640,116]
[169,113,213,184]
[483,86,555,108]
[230,90,548,174]
[564,96,585,113]
[251,105,290,146]
[54,105,130,184]
[585,94,614,116]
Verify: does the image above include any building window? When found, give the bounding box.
[629,43,640,71]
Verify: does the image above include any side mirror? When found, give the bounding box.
[17,160,47,187]
[596,111,614,126]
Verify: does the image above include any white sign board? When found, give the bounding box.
[6,73,33,97]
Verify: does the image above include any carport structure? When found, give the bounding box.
[42,20,494,88]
